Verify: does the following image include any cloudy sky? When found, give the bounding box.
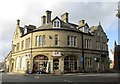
[0,0,119,62]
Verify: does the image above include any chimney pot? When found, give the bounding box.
[61,12,69,23]
[41,15,46,25]
[17,19,20,26]
[79,19,85,27]
[46,10,52,23]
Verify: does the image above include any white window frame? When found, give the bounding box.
[39,35,42,46]
[67,35,71,46]
[55,34,58,46]
[53,19,60,28]
[42,35,46,46]
[36,36,39,47]
[74,36,77,46]
[71,36,74,46]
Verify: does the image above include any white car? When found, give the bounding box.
[0,69,5,73]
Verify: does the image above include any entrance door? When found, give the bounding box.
[53,59,59,70]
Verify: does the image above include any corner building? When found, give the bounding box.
[9,10,109,74]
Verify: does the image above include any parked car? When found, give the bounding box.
[0,69,5,73]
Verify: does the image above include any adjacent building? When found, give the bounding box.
[5,10,109,74]
[113,42,120,71]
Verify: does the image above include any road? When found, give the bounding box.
[0,73,119,84]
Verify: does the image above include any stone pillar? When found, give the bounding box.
[13,58,16,72]
[59,57,64,74]
[77,55,80,72]
[50,57,53,73]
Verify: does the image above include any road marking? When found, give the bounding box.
[64,79,67,81]
[34,76,39,78]
[64,79,71,82]
[67,80,71,82]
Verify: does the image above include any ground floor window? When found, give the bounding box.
[64,55,77,72]
[33,55,48,73]
[21,56,26,70]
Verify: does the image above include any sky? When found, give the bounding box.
[0,0,119,62]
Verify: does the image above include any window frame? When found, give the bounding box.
[54,34,58,46]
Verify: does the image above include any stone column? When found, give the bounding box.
[77,55,80,72]
[59,57,64,74]
[50,57,53,73]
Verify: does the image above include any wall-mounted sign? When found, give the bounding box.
[52,51,61,56]
[80,56,83,62]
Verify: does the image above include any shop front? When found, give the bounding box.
[32,55,48,74]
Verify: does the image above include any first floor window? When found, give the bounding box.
[39,35,42,46]
[16,43,20,51]
[36,36,39,47]
[67,35,70,45]
[42,35,46,46]
[25,38,30,48]
[21,40,24,49]
[74,36,77,46]
[67,35,77,46]
[71,36,74,46]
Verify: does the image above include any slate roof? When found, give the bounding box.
[19,27,24,35]
[36,16,78,31]
[18,16,101,37]
[19,25,36,36]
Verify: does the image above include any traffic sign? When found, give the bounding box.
[80,57,83,62]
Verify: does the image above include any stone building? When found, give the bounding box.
[113,42,120,71]
[6,10,109,74]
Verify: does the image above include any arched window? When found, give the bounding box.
[16,57,20,70]
[21,56,26,70]
[42,35,46,46]
[54,21,57,27]
[39,35,42,46]
[36,36,39,47]
[55,34,58,46]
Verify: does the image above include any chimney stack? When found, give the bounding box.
[61,12,69,23]
[79,19,85,27]
[41,15,46,25]
[46,10,52,23]
[17,19,20,26]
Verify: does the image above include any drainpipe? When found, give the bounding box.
[82,32,85,72]
[30,32,33,74]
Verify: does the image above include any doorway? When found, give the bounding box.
[53,59,59,70]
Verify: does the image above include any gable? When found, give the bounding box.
[52,17,61,28]
[13,27,22,39]
[94,25,107,41]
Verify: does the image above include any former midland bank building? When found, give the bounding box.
[5,10,109,74]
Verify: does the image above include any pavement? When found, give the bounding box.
[6,72,119,76]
